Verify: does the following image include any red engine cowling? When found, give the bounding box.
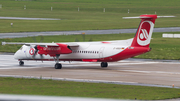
[37,43,72,57]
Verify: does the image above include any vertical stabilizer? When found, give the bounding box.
[129,15,157,47]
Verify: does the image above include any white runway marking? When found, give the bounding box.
[0,74,138,84]
[0,94,124,101]
[111,62,159,65]
[119,70,180,75]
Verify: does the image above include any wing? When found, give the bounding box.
[2,42,79,47]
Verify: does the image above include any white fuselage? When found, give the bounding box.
[14,39,133,62]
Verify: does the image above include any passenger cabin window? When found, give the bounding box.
[73,50,99,54]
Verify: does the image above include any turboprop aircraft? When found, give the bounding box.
[2,14,174,69]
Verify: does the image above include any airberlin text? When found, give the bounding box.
[43,47,61,51]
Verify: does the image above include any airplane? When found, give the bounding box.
[2,14,174,69]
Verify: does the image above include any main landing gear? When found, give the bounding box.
[101,62,108,68]
[55,63,62,69]
[54,54,62,69]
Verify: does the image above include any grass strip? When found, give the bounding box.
[0,77,180,100]
[0,0,179,32]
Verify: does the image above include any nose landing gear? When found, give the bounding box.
[19,60,24,66]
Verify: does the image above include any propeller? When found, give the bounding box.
[31,36,44,60]
[40,35,44,42]
[32,45,38,59]
[32,45,43,60]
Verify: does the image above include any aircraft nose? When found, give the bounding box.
[14,50,27,59]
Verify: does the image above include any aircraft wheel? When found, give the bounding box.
[19,60,24,66]
[101,62,108,68]
[55,63,62,69]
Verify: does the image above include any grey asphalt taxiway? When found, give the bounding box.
[1,54,180,88]
[1,27,180,39]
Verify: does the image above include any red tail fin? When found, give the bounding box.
[131,15,157,47]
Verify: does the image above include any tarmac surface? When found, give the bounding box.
[1,27,180,39]
[1,54,180,101]
[1,54,180,88]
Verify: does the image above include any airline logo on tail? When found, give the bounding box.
[139,29,148,40]
[137,21,154,46]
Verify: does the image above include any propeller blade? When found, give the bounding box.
[40,35,44,42]
[40,54,43,59]
[32,36,37,42]
[32,45,38,59]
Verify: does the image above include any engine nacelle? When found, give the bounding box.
[37,43,72,57]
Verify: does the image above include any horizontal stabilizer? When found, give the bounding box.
[157,16,176,18]
[123,16,151,19]
[123,15,175,19]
